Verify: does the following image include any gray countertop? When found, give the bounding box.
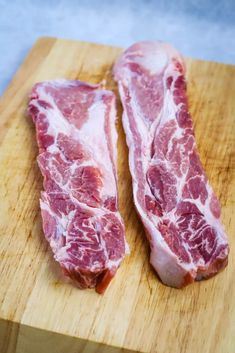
[1,0,235,95]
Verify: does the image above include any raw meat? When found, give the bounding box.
[28,80,127,294]
[114,41,229,287]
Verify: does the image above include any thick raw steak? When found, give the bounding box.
[114,41,229,287]
[28,80,127,294]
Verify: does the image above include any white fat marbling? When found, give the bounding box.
[135,48,168,75]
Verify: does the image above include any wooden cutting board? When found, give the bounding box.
[0,37,234,353]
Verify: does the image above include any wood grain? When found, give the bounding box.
[0,37,234,353]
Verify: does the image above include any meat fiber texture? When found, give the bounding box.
[28,80,127,294]
[114,41,229,288]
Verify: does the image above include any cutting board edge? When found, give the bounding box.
[0,318,137,353]
[1,35,234,111]
[35,36,235,67]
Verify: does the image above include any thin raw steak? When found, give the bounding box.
[114,41,229,287]
[28,80,127,293]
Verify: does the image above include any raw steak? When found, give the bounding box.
[114,41,229,287]
[28,80,127,294]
